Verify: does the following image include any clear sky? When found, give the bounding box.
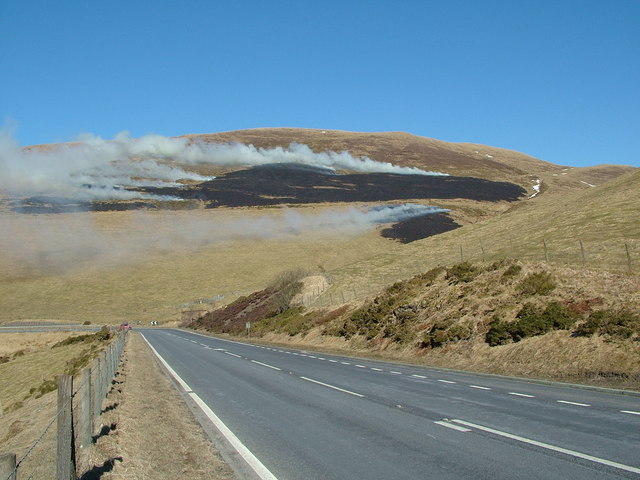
[1,0,638,167]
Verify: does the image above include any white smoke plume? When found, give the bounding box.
[0,203,447,275]
[0,129,446,202]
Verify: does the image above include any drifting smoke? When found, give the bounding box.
[0,204,447,275]
[0,129,446,202]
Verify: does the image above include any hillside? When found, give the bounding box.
[187,259,640,389]
[0,129,637,326]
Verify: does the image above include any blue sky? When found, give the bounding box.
[1,0,638,167]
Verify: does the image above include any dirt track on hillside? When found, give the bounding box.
[79,333,235,480]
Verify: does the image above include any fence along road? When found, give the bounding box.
[1,330,127,480]
[142,328,640,480]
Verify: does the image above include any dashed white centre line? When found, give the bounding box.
[341,362,351,365]
[434,420,471,432]
[451,419,640,475]
[355,365,366,368]
[300,377,365,397]
[251,360,282,371]
[621,410,640,416]
[329,360,338,363]
[411,374,427,379]
[390,371,403,375]
[469,385,491,390]
[508,392,535,398]
[225,351,242,358]
[557,400,590,407]
[371,368,383,372]
[438,379,456,384]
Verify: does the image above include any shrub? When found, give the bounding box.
[446,262,480,284]
[485,317,512,346]
[517,271,556,296]
[420,319,473,348]
[502,264,522,280]
[0,355,9,364]
[486,302,576,346]
[574,309,640,339]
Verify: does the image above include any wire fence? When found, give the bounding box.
[304,239,639,308]
[1,330,127,480]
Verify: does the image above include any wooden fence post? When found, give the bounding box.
[78,367,93,450]
[626,243,632,271]
[579,240,586,265]
[56,375,75,480]
[543,239,549,262]
[0,453,16,480]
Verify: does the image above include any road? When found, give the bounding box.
[139,328,640,480]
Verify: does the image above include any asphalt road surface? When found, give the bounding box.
[140,329,640,480]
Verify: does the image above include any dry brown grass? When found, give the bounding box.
[81,333,235,479]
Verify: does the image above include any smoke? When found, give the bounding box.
[0,129,446,202]
[0,203,447,276]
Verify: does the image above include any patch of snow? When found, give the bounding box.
[529,178,541,198]
[580,180,596,187]
[485,154,493,158]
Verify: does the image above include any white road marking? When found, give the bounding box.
[308,355,317,359]
[142,334,279,479]
[411,374,427,379]
[341,362,351,365]
[557,400,590,407]
[434,421,471,432]
[621,410,640,416]
[438,379,456,384]
[371,368,383,372]
[318,357,326,361]
[469,385,491,390]
[451,419,640,475]
[329,360,338,363]
[225,352,242,358]
[300,377,365,398]
[140,335,193,392]
[355,365,366,368]
[509,392,535,398]
[251,360,282,371]
[390,371,403,375]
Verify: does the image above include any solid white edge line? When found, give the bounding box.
[451,419,640,475]
[557,400,590,407]
[141,334,193,392]
[251,360,282,371]
[434,421,471,432]
[300,377,365,397]
[141,333,279,480]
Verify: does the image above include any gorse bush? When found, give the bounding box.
[517,271,556,296]
[421,320,474,348]
[486,301,576,346]
[336,267,445,344]
[574,309,640,339]
[446,262,480,284]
